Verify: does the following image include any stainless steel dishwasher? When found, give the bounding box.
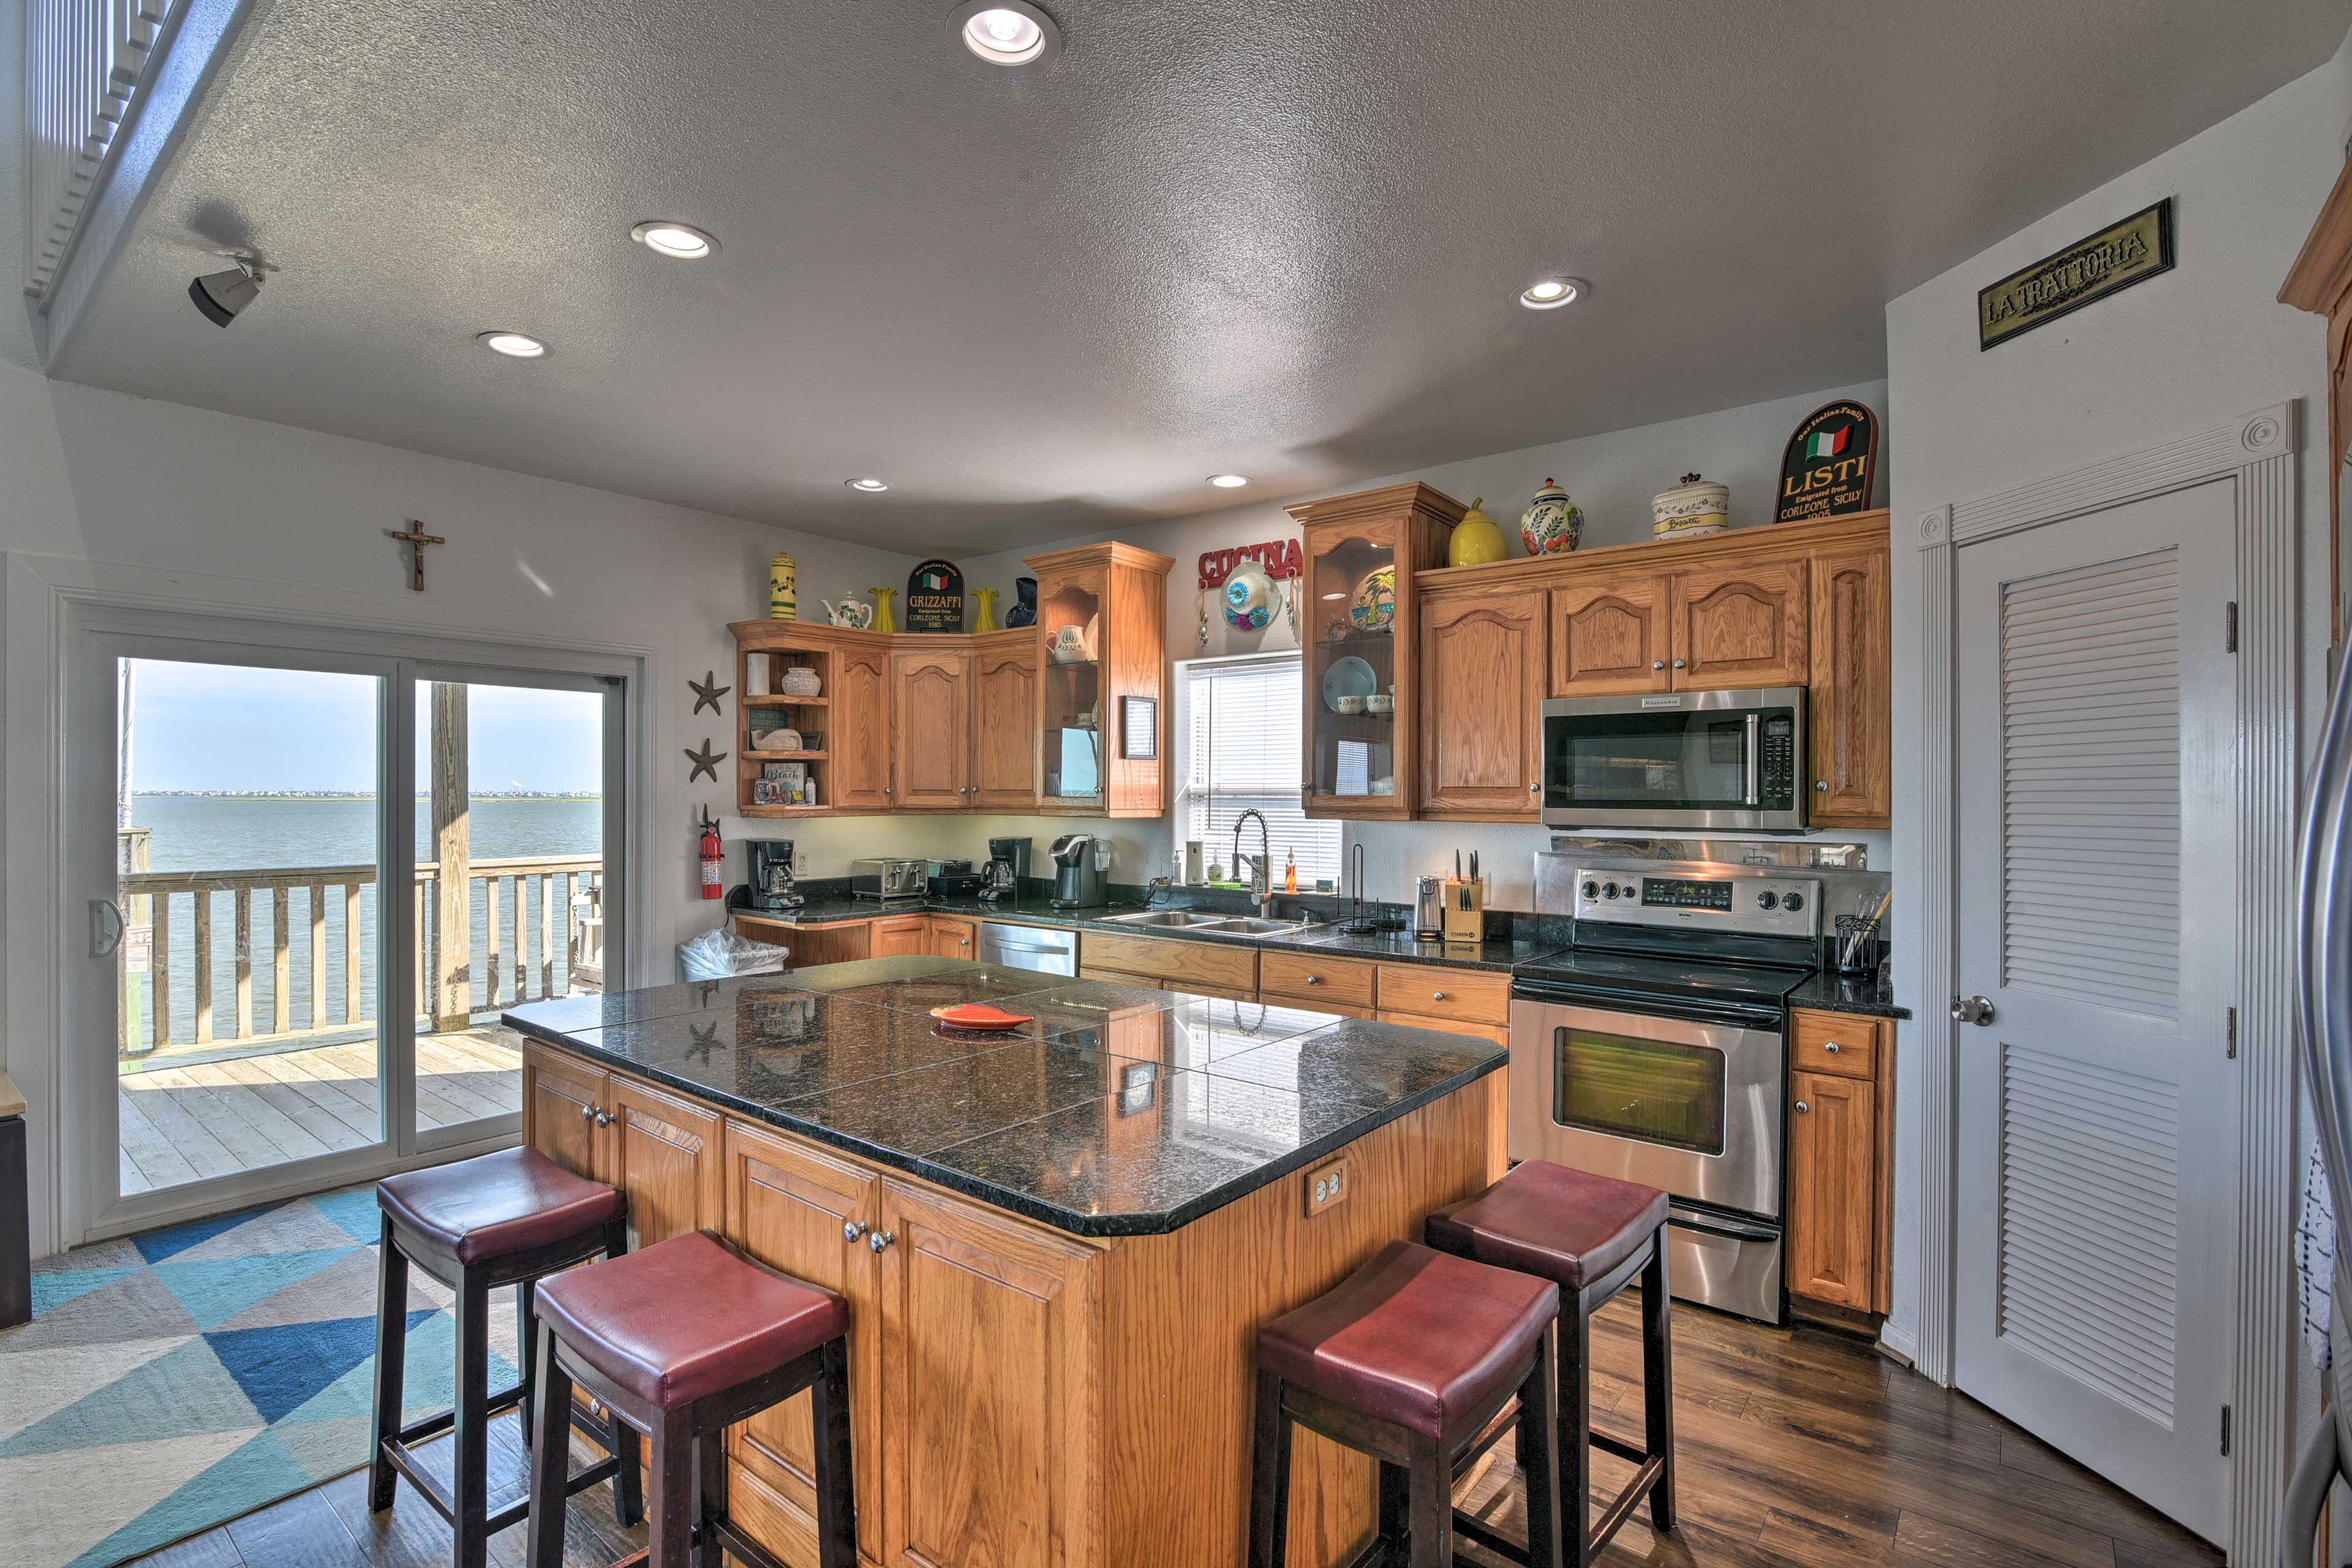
[979,921,1077,976]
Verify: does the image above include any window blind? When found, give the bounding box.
[1177,656,1343,886]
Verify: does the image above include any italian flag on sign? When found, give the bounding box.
[1804,426,1850,461]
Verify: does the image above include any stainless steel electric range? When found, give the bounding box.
[1510,848,1834,1324]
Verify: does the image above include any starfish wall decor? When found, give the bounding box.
[690,670,731,715]
[685,738,728,782]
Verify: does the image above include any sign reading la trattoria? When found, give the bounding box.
[1977,198,2174,350]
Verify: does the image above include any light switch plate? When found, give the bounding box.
[1305,1157,1348,1218]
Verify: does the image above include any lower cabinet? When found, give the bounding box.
[1785,1009,1894,1315]
[519,1052,723,1248]
[1079,931,1260,1001]
[925,916,976,960]
[869,915,930,959]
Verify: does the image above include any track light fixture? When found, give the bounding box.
[189,255,266,327]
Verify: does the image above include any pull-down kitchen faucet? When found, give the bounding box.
[1232,809,1274,913]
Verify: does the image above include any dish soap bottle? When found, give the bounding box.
[1284,848,1298,895]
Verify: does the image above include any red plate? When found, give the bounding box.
[929,1003,1034,1032]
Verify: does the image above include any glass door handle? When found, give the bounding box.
[91,899,125,957]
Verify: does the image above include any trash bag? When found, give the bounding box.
[677,927,791,980]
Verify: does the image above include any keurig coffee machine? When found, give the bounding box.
[1048,834,1109,910]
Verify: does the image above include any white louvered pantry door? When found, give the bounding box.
[1953,478,2237,1545]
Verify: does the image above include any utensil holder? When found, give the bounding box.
[1441,877,1486,946]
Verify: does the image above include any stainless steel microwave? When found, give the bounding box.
[1540,687,1806,832]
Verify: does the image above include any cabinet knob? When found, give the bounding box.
[1795,1099,1811,1114]
[1431,990,1447,1002]
[1652,660,1665,671]
[1823,1041,1841,1054]
[867,1229,897,1254]
[843,1220,869,1243]
[594,1110,612,1129]
[1815,780,1830,792]
[1305,974,1322,985]
[1673,658,1687,669]
[580,1104,595,1121]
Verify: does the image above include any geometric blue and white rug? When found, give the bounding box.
[0,1185,520,1568]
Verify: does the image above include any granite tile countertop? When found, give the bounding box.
[728,893,1555,974]
[1788,968,1910,1020]
[504,956,1505,1238]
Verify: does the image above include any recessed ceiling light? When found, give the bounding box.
[845,477,889,492]
[951,0,1061,66]
[1519,277,1585,311]
[1207,473,1249,488]
[477,330,549,358]
[630,221,718,260]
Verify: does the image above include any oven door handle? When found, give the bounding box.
[1743,712,1760,807]
[1510,981,1786,1033]
[1668,1205,1779,1244]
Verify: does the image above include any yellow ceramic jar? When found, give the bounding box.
[1447,497,1509,566]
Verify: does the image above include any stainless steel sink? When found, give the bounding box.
[1100,909,1235,929]
[1196,916,1321,937]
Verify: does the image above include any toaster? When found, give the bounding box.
[850,857,929,901]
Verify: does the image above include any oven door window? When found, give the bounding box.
[1544,709,1782,813]
[1552,1024,1727,1156]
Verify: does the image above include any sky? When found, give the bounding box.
[123,660,605,793]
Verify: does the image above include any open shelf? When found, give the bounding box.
[745,694,830,707]
[744,749,829,761]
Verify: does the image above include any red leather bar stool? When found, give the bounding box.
[370,1147,643,1568]
[1425,1162,1675,1568]
[526,1227,856,1568]
[1250,1240,1564,1568]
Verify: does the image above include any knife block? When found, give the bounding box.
[1441,878,1486,946]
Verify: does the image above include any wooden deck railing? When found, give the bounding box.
[121,854,601,1056]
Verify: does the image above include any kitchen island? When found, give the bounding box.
[505,954,1507,1568]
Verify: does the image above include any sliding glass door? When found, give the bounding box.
[69,621,629,1234]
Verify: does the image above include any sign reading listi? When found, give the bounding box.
[1776,401,1880,524]
[1977,198,2174,350]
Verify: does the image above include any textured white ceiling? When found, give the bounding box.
[48,0,2352,552]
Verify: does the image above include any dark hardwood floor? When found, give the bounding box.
[128,1295,2218,1567]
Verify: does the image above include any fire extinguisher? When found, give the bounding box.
[698,811,723,900]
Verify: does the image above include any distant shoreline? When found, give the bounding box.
[130,793,603,802]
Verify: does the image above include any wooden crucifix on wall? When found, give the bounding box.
[385,520,445,591]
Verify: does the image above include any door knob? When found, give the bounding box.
[843,1220,869,1243]
[1951,995,1996,1026]
[867,1229,897,1254]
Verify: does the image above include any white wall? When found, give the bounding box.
[953,380,1896,905]
[1883,48,2351,1376]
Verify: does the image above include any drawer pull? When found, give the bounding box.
[1795,1099,1811,1115]
[1823,1041,1841,1054]
[1431,990,1447,1002]
[1306,974,1322,986]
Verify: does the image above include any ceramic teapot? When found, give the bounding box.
[822,597,875,629]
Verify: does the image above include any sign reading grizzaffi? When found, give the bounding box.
[1776,401,1880,524]
[1978,198,2174,350]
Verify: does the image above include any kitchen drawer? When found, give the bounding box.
[1374,964,1510,1027]
[1258,950,1378,1010]
[1375,1010,1510,1048]
[1080,932,1259,997]
[1792,1009,1882,1081]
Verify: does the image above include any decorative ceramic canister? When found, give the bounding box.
[1518,480,1585,556]
[1651,472,1731,540]
[972,586,1000,633]
[1224,557,1277,630]
[767,552,797,619]
[1348,565,1396,633]
[1447,497,1509,566]
[869,586,897,635]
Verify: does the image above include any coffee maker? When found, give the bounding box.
[982,836,1030,902]
[745,840,804,914]
[1048,834,1109,910]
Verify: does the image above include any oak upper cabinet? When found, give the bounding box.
[1290,483,1463,820]
[891,645,973,809]
[1420,586,1548,819]
[970,631,1041,810]
[834,642,895,813]
[875,1178,1103,1568]
[722,1119,886,1568]
[1550,578,1671,696]
[1670,559,1809,688]
[605,1074,724,1251]
[1025,542,1174,817]
[1807,541,1891,827]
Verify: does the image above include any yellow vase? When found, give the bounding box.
[767,552,797,618]
[972,587,1000,633]
[1447,498,1509,567]
[869,587,897,634]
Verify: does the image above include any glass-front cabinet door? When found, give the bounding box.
[1036,564,1106,808]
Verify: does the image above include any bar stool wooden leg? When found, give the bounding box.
[1641,1231,1676,1529]
[1519,1325,1564,1568]
[695,1427,727,1568]
[451,1272,492,1568]
[1560,1298,1593,1568]
[524,1319,575,1568]
[1246,1369,1291,1568]
[1406,1429,1455,1568]
[1378,1460,1410,1558]
[516,1279,536,1446]
[368,1215,409,1513]
[601,1212,644,1531]
[647,1409,696,1568]
[810,1338,858,1568]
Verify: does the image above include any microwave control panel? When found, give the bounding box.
[1760,714,1798,805]
[1572,869,1822,938]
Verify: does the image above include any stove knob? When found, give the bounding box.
[1784,892,1806,913]
[1755,891,1779,910]
[1581,880,1599,899]
[1602,882,1619,900]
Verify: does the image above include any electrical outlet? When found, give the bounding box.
[1305,1157,1348,1218]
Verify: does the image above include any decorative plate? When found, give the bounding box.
[1224,559,1276,631]
[929,1003,1035,1033]
[1349,565,1396,632]
[1322,655,1378,712]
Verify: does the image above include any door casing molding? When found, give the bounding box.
[1913,403,2299,1565]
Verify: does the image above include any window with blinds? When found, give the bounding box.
[1177,655,1343,886]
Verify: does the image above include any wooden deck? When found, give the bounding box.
[118,1027,523,1195]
